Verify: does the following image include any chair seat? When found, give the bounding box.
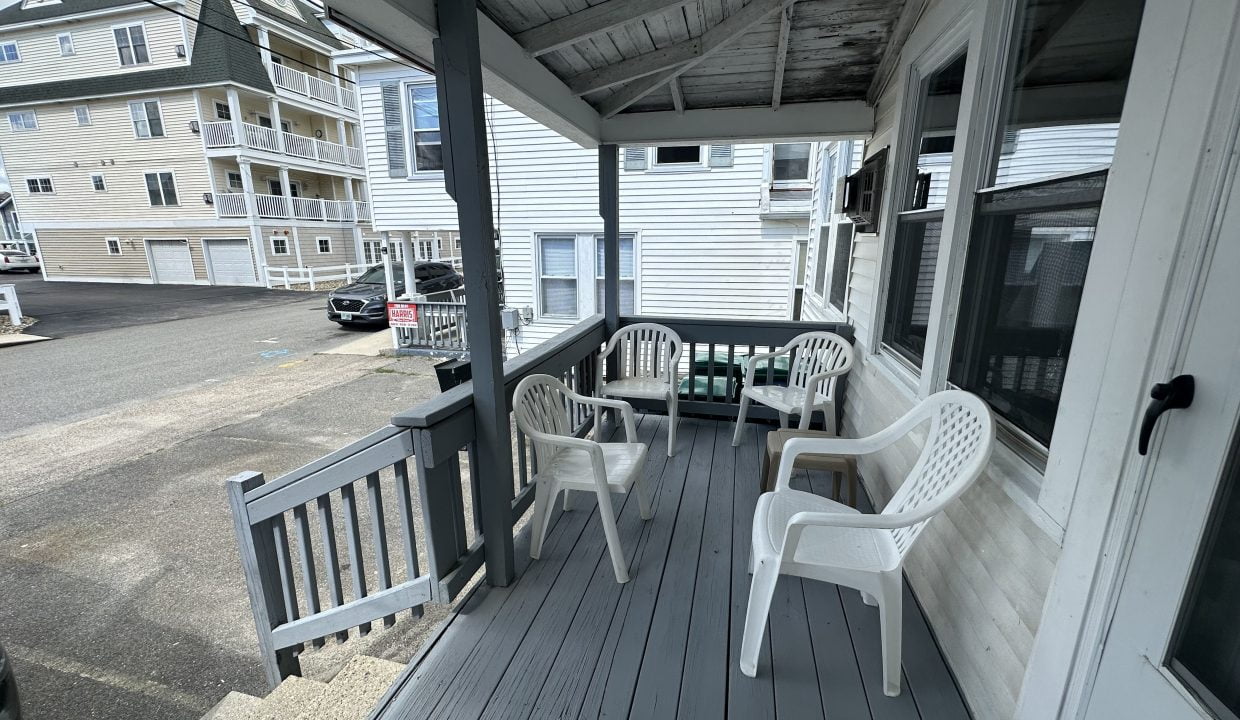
[740,384,830,415]
[601,378,673,400]
[537,442,648,492]
[754,489,899,572]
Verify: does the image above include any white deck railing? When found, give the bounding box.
[265,263,369,290]
[213,193,249,217]
[232,193,369,223]
[268,62,357,113]
[282,131,317,160]
[244,123,281,153]
[202,119,362,169]
[203,121,235,147]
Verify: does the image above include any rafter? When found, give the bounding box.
[772,4,793,109]
[570,0,793,101]
[515,0,693,58]
[867,0,929,105]
[670,75,685,113]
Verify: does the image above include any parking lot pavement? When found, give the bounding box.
[0,274,313,338]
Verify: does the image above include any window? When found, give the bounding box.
[407,83,442,172]
[829,224,854,312]
[773,143,812,182]
[214,101,231,121]
[226,171,244,191]
[882,51,967,369]
[8,111,37,131]
[144,171,178,206]
[91,174,107,191]
[114,24,149,66]
[949,0,1144,447]
[105,237,122,255]
[270,236,289,255]
[57,32,74,56]
[129,99,164,138]
[654,145,702,166]
[813,228,831,297]
[539,235,577,317]
[74,105,91,126]
[267,179,300,197]
[594,234,635,314]
[26,177,53,194]
[316,237,332,254]
[0,42,19,64]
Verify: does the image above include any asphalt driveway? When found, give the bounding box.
[1,273,313,337]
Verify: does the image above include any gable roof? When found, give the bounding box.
[246,0,344,50]
[0,0,275,107]
[0,0,143,28]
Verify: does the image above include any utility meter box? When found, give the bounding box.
[500,307,522,330]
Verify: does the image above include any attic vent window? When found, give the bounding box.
[654,146,701,167]
[260,0,304,20]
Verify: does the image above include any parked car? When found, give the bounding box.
[0,251,38,273]
[0,641,22,720]
[327,261,463,326]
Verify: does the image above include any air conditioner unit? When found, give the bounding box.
[842,147,887,233]
[175,44,186,58]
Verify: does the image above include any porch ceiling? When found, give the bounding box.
[325,0,909,146]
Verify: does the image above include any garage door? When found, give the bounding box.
[148,240,196,284]
[205,239,256,285]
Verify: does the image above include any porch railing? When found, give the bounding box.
[203,120,363,169]
[394,292,469,355]
[242,194,368,223]
[203,120,235,146]
[244,123,281,153]
[265,263,369,290]
[212,193,249,218]
[269,62,358,113]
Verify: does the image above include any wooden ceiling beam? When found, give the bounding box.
[866,0,930,105]
[515,0,693,58]
[593,0,798,117]
[670,75,685,113]
[772,4,794,109]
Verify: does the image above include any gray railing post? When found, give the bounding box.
[412,431,468,602]
[226,471,301,689]
[435,0,516,585]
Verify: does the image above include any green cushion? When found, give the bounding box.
[677,375,733,401]
[692,349,747,377]
[741,354,790,385]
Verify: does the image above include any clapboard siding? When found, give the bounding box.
[258,224,358,267]
[35,226,257,283]
[0,7,190,87]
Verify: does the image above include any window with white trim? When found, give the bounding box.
[594,234,635,314]
[8,111,37,131]
[91,174,107,191]
[270,236,289,255]
[214,101,231,121]
[26,177,53,194]
[538,235,578,318]
[113,24,149,66]
[106,237,122,255]
[406,82,443,172]
[316,237,332,254]
[653,145,702,167]
[0,42,18,64]
[144,171,178,206]
[74,105,91,126]
[129,99,164,138]
[772,143,812,183]
[226,171,243,191]
[57,32,74,56]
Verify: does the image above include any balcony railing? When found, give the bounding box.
[269,62,358,112]
[393,291,469,356]
[202,120,364,169]
[211,193,370,223]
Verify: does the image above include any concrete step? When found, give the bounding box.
[201,691,263,720]
[253,675,329,720]
[294,655,406,720]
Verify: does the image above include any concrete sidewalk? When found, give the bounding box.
[318,329,393,357]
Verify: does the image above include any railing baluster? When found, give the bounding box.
[688,341,697,401]
[366,471,396,628]
[339,483,371,636]
[270,514,303,653]
[727,345,737,402]
[391,458,424,619]
[315,494,349,642]
[516,428,529,488]
[707,342,716,403]
[291,505,324,647]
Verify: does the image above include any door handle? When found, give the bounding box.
[1138,374,1195,455]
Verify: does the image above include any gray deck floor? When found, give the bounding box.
[376,415,970,720]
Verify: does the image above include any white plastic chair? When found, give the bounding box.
[596,323,683,457]
[731,331,853,446]
[739,390,993,696]
[514,373,653,584]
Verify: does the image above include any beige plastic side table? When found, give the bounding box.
[761,428,859,504]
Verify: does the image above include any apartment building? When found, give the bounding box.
[0,0,372,286]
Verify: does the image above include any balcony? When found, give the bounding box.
[203,121,365,170]
[268,62,358,113]
[212,192,371,223]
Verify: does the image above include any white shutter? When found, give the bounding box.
[708,144,734,167]
[381,82,406,178]
[623,147,648,171]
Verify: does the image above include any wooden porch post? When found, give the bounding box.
[435,0,516,585]
[599,144,620,383]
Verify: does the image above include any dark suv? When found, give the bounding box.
[327,261,463,326]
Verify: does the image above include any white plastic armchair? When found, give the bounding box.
[596,323,684,457]
[731,331,853,446]
[514,373,653,584]
[740,390,994,697]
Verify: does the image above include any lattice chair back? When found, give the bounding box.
[882,390,993,559]
[610,323,683,382]
[514,374,576,470]
[787,331,854,395]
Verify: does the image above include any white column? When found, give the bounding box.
[381,231,399,349]
[257,26,272,69]
[269,97,285,154]
[278,166,293,217]
[400,231,416,298]
[226,87,244,147]
[291,227,304,269]
[238,158,267,281]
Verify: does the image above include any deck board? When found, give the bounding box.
[377,416,970,720]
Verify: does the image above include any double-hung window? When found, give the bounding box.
[8,111,36,131]
[106,238,122,255]
[129,99,164,138]
[26,177,53,194]
[316,237,332,254]
[538,233,638,319]
[57,32,74,56]
[114,24,149,66]
[948,0,1144,449]
[882,52,968,370]
[74,105,91,126]
[91,174,107,191]
[539,235,578,318]
[407,83,443,172]
[773,143,812,184]
[214,101,231,121]
[144,171,178,206]
[0,42,18,64]
[594,234,636,314]
[226,171,244,191]
[812,148,838,299]
[270,236,289,255]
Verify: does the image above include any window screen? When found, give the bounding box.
[540,235,577,317]
[595,234,635,314]
[829,224,854,311]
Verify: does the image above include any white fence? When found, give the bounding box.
[264,263,369,290]
[0,283,22,325]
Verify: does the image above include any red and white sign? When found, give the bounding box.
[387,301,419,328]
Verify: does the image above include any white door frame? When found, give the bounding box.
[202,237,259,286]
[1016,1,1240,717]
[144,237,196,285]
